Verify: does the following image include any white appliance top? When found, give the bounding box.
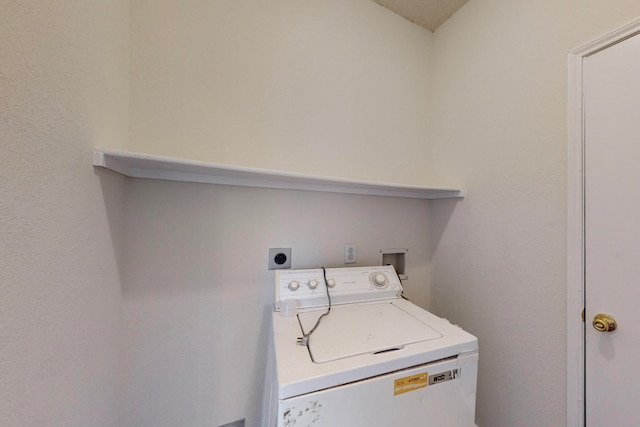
[298,302,442,363]
[271,266,479,399]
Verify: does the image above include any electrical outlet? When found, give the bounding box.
[269,248,291,270]
[344,243,357,264]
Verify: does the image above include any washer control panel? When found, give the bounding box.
[275,265,402,310]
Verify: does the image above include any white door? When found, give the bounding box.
[584,31,640,426]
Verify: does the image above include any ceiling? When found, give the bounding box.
[372,0,469,32]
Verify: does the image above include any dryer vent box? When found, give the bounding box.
[379,249,408,280]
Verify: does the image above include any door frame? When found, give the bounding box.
[567,17,640,427]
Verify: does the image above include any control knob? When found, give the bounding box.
[371,273,388,288]
[326,278,336,288]
[308,280,318,289]
[288,281,300,291]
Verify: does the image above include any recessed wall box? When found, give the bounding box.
[379,248,408,280]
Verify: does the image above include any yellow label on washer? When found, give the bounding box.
[394,372,428,396]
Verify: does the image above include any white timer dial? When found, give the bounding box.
[371,273,388,288]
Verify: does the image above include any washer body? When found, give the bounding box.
[263,266,478,426]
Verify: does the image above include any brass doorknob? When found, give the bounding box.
[593,313,617,332]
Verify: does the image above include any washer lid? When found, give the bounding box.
[298,301,442,364]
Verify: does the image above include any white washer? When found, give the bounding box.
[262,266,478,426]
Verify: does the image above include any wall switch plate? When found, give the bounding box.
[344,243,357,264]
[269,248,291,270]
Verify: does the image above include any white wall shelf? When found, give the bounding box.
[93,149,465,200]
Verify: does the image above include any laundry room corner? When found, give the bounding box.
[118,181,436,426]
[11,0,640,425]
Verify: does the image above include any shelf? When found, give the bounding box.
[93,149,465,200]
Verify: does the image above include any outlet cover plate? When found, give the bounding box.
[269,248,291,270]
[344,243,357,264]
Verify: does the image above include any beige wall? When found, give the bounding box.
[129,0,436,186]
[0,1,129,425]
[122,1,440,425]
[429,1,640,426]
[6,1,640,426]
[120,181,433,426]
